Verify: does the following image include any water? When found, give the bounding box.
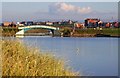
[20,36,118,76]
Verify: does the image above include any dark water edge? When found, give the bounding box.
[94,34,120,38]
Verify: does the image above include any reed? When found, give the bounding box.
[2,40,79,76]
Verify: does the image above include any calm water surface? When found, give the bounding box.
[20,36,118,76]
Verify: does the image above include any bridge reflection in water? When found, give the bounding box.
[15,25,60,37]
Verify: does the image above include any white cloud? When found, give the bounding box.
[49,2,92,14]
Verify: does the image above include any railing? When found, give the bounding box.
[18,25,59,30]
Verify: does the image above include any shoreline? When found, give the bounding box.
[1,32,120,38]
[2,27,120,38]
[1,35,120,38]
[71,34,120,38]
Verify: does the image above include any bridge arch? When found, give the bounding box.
[15,25,59,37]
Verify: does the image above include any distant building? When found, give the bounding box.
[85,18,100,28]
[46,22,53,25]
[105,22,110,28]
[61,20,74,25]
[19,21,34,26]
[27,21,34,26]
[68,20,73,24]
[114,22,119,28]
[3,22,11,26]
[3,22,16,27]
[74,23,85,29]
[20,21,27,26]
[17,22,24,26]
[53,22,61,25]
[10,22,16,27]
[34,22,46,25]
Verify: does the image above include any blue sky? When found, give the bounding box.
[2,2,118,22]
[1,0,119,2]
[0,2,1,22]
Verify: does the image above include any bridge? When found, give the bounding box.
[15,25,60,37]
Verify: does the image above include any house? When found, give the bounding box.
[105,22,110,28]
[68,20,73,24]
[85,18,100,28]
[17,22,24,26]
[3,22,11,26]
[114,22,119,28]
[74,23,85,29]
[46,22,53,25]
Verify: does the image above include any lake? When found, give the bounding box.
[19,36,118,76]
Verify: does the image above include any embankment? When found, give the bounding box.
[1,27,120,37]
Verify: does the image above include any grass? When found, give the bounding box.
[75,28,120,36]
[2,27,19,36]
[102,28,120,36]
[1,40,79,76]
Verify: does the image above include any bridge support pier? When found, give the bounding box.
[50,29,61,37]
[15,29,25,38]
[51,29,54,37]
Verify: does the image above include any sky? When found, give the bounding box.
[0,2,1,22]
[1,0,120,2]
[1,2,119,22]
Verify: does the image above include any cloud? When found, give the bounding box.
[49,2,92,14]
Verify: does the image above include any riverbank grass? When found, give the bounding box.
[2,40,79,76]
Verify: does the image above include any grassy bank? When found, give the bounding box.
[2,40,79,76]
[74,28,120,37]
[2,27,120,37]
[2,27,19,37]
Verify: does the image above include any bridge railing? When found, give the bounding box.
[18,25,59,30]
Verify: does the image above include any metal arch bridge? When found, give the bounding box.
[15,25,59,37]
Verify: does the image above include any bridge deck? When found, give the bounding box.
[18,25,59,30]
[16,25,60,36]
